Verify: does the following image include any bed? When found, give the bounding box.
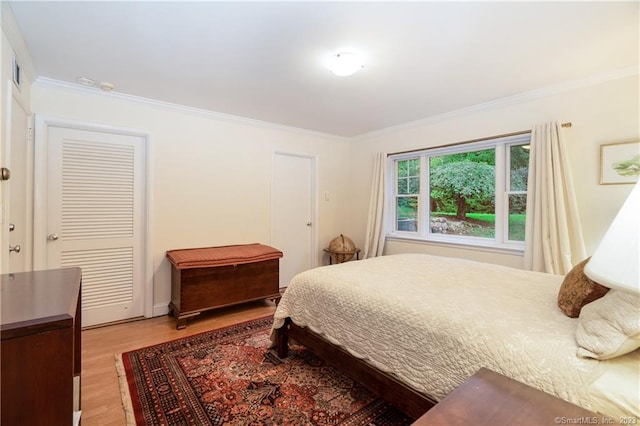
[271,253,640,420]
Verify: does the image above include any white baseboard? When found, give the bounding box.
[153,302,170,317]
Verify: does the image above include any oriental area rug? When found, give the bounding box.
[116,316,413,425]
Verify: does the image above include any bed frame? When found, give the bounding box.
[275,317,436,419]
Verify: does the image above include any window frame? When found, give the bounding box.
[387,134,530,252]
[394,157,422,233]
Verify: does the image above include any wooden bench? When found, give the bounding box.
[166,243,283,329]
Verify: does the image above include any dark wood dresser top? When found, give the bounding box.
[413,368,612,425]
[1,267,82,339]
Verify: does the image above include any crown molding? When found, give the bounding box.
[1,2,37,82]
[32,77,350,142]
[31,64,639,143]
[354,65,640,141]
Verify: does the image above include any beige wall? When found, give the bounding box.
[31,83,351,312]
[26,72,640,310]
[346,73,640,269]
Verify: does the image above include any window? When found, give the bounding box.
[395,158,420,232]
[389,134,530,250]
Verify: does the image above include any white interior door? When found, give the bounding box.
[7,93,32,273]
[45,126,146,327]
[271,152,315,288]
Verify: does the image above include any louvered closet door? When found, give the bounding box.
[47,127,145,327]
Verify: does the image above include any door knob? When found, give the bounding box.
[9,245,20,253]
[0,167,10,181]
[9,223,15,232]
[47,233,59,241]
[306,222,312,227]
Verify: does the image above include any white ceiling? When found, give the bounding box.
[6,1,640,137]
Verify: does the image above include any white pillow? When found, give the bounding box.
[576,290,640,360]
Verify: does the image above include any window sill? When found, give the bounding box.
[386,234,525,256]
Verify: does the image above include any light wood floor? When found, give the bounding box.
[80,300,277,425]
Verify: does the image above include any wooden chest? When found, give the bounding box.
[167,244,282,329]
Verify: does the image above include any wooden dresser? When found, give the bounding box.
[412,368,614,425]
[1,268,82,425]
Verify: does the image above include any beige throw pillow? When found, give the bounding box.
[576,290,640,360]
[557,257,609,318]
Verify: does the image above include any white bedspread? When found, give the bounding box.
[272,253,639,418]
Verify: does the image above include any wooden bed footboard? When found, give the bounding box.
[275,317,436,419]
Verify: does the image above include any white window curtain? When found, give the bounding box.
[363,152,387,258]
[524,122,587,274]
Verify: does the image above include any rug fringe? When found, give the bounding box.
[115,353,137,426]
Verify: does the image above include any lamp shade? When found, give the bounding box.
[584,181,640,293]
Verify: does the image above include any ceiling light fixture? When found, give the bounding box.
[326,52,364,77]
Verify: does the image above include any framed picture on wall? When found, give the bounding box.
[600,140,640,185]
